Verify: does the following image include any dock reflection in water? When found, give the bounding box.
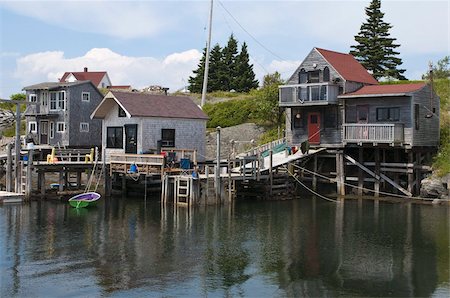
[0,198,449,297]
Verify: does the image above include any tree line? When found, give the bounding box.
[188,34,259,93]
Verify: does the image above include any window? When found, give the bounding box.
[415,104,420,130]
[324,107,337,128]
[309,86,320,100]
[323,67,330,82]
[161,129,175,147]
[57,122,65,133]
[42,92,48,106]
[29,94,37,103]
[50,122,55,139]
[82,92,90,102]
[80,122,89,132]
[298,87,307,101]
[292,110,302,128]
[356,106,368,123]
[50,91,65,111]
[107,127,123,148]
[376,107,400,121]
[308,70,320,83]
[118,106,126,117]
[28,121,37,133]
[298,68,307,84]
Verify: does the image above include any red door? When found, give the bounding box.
[308,112,321,144]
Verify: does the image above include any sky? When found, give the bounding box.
[0,0,449,98]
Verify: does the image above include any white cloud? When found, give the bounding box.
[14,48,202,92]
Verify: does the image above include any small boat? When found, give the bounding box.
[68,192,101,208]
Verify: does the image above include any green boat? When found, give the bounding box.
[68,192,101,208]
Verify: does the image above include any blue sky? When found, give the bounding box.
[0,0,448,98]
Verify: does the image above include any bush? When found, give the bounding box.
[202,98,258,128]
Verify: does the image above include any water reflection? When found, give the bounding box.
[0,198,448,297]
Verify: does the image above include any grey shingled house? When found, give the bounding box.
[23,81,103,148]
[91,91,208,160]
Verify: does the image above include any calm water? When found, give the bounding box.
[1,197,449,297]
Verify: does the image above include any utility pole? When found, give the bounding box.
[201,0,214,108]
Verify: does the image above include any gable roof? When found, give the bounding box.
[338,83,427,98]
[60,70,107,87]
[315,48,379,85]
[91,91,208,120]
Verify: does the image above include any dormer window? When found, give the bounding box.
[323,67,330,82]
[298,69,307,84]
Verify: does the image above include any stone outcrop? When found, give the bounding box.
[420,174,450,199]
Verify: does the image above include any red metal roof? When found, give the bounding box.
[111,91,208,120]
[315,48,379,85]
[60,71,107,87]
[340,83,427,97]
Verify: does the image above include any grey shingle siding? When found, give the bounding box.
[411,85,440,147]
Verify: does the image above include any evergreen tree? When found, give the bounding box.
[350,0,406,80]
[235,42,259,92]
[207,44,225,92]
[222,34,239,91]
[188,47,207,93]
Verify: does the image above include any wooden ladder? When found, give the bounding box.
[175,176,192,205]
[20,162,27,194]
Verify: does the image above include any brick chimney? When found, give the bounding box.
[84,67,88,72]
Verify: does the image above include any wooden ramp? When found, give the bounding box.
[232,148,326,173]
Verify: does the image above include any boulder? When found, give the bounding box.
[421,174,450,199]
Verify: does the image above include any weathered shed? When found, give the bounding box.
[91,91,208,160]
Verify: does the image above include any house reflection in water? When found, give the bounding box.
[0,199,448,297]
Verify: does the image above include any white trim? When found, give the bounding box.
[56,122,65,133]
[82,91,90,102]
[49,91,66,111]
[49,122,55,139]
[28,121,37,133]
[29,94,37,103]
[80,122,89,132]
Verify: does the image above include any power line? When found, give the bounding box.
[218,0,284,61]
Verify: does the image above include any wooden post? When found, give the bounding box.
[6,143,13,192]
[312,153,318,191]
[40,171,46,197]
[205,166,209,198]
[336,150,345,196]
[407,150,414,195]
[215,126,221,203]
[269,150,273,196]
[121,174,127,196]
[374,148,380,197]
[59,169,64,192]
[415,152,421,195]
[358,147,363,196]
[393,149,400,194]
[14,104,21,193]
[25,149,33,198]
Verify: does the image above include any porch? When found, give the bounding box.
[279,82,339,106]
[343,123,404,145]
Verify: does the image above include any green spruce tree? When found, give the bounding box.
[222,34,239,91]
[188,47,207,93]
[207,44,225,92]
[235,42,259,92]
[350,0,406,80]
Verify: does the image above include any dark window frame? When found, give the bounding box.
[376,107,400,122]
[292,110,302,129]
[414,104,420,130]
[107,126,123,148]
[308,70,320,83]
[298,68,307,84]
[323,67,330,82]
[161,129,175,147]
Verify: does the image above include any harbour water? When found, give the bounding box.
[1,197,449,297]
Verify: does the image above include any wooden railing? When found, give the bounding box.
[279,82,339,105]
[343,123,404,144]
[161,148,197,165]
[109,153,165,175]
[237,137,286,157]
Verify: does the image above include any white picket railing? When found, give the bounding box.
[343,123,404,144]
